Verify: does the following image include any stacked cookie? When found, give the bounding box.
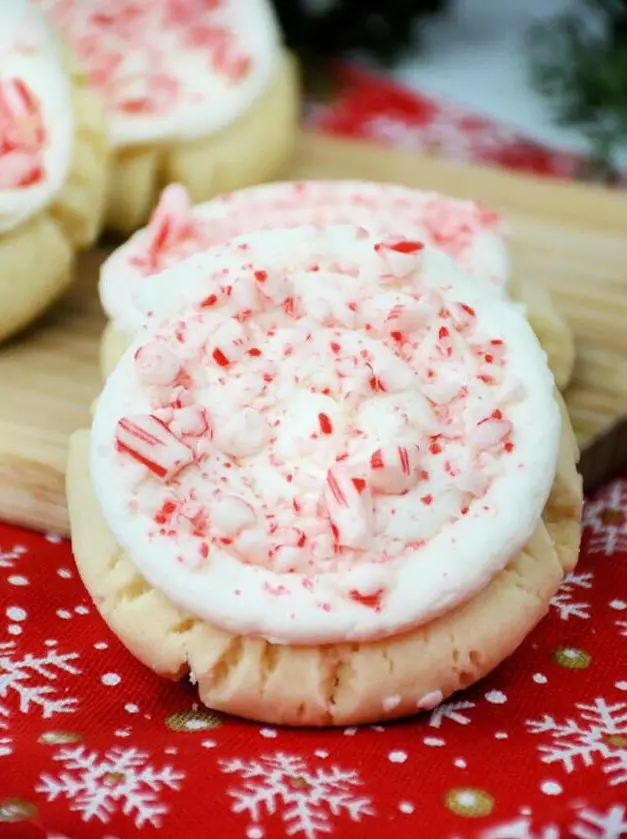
[98,180,576,388]
[68,213,582,726]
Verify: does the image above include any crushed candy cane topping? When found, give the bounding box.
[0,78,47,190]
[0,0,74,232]
[100,180,509,335]
[92,224,559,644]
[36,0,282,148]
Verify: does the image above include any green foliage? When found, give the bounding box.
[529,0,627,170]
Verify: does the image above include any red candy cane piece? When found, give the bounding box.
[143,184,196,268]
[115,414,194,480]
[0,78,46,189]
[369,444,420,495]
[208,318,249,367]
[133,341,182,386]
[324,468,373,549]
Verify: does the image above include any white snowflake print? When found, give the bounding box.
[0,734,12,757]
[429,700,475,728]
[36,745,184,828]
[584,481,627,556]
[0,543,26,568]
[527,698,627,786]
[617,620,627,638]
[219,751,374,838]
[0,640,80,719]
[481,816,559,838]
[550,572,594,621]
[571,804,627,839]
[481,805,627,839]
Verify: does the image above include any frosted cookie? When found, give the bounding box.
[37,0,298,233]
[0,0,108,343]
[98,181,575,387]
[67,224,582,726]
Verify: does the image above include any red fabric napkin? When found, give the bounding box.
[1,69,626,839]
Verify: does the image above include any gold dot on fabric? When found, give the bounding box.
[0,798,38,822]
[38,730,83,745]
[551,646,591,669]
[445,787,495,818]
[165,709,223,732]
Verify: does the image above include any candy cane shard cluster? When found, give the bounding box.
[91,224,561,645]
[100,180,510,337]
[35,0,297,231]
[0,1,74,233]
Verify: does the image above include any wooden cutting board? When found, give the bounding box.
[1,132,626,535]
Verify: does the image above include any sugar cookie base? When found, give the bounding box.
[103,52,299,234]
[66,397,581,727]
[98,278,576,390]
[0,47,108,343]
[509,278,575,391]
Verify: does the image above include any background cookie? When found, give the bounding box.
[0,1,108,343]
[38,1,299,233]
[97,180,575,388]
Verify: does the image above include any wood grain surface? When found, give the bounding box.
[1,132,625,534]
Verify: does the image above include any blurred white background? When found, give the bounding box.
[391,0,627,165]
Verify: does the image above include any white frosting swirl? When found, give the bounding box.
[0,0,74,233]
[36,0,282,148]
[101,180,509,334]
[91,225,559,645]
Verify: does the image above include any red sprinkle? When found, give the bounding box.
[420,494,433,506]
[375,240,424,254]
[248,347,262,357]
[352,478,367,494]
[429,441,442,455]
[254,270,267,283]
[504,441,515,453]
[330,342,341,354]
[349,588,384,610]
[200,294,218,308]
[212,348,230,367]
[318,413,333,435]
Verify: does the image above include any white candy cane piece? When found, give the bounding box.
[169,406,211,438]
[115,414,194,479]
[134,341,182,386]
[324,469,373,549]
[212,495,256,535]
[252,267,291,306]
[374,238,425,281]
[474,417,513,448]
[208,318,249,367]
[386,301,430,333]
[213,407,269,457]
[369,443,420,494]
[367,355,415,394]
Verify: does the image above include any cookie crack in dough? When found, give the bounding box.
[206,636,244,691]
[259,641,280,696]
